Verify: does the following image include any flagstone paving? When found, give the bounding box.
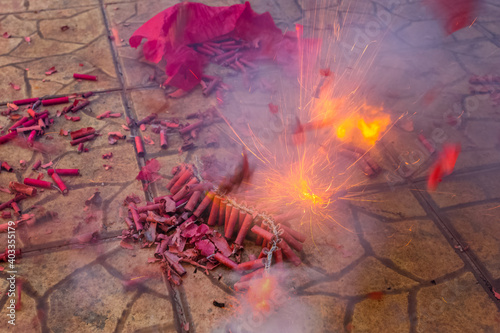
[0,0,499,332]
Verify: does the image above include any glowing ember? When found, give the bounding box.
[253,156,335,218]
[246,275,277,313]
[313,98,391,147]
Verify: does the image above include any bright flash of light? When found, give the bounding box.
[248,147,342,227]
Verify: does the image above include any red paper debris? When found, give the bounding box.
[367,291,384,300]
[195,239,215,257]
[207,232,232,257]
[102,152,113,159]
[73,73,97,81]
[129,2,302,92]
[9,83,20,90]
[24,36,31,43]
[7,103,19,111]
[428,144,461,191]
[2,32,10,38]
[64,115,80,122]
[108,136,118,145]
[61,26,70,32]
[108,131,126,139]
[45,66,57,76]
[143,135,155,145]
[41,162,53,169]
[111,27,122,46]
[136,158,161,182]
[97,111,111,119]
[120,240,134,250]
[493,289,500,300]
[71,127,95,140]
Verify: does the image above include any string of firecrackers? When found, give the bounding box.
[218,195,282,274]
[121,162,305,288]
[192,155,284,272]
[192,158,280,272]
[192,185,303,269]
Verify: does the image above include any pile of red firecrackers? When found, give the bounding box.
[121,162,306,287]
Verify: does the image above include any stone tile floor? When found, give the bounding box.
[1,0,500,332]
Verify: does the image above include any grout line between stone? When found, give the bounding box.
[97,1,194,332]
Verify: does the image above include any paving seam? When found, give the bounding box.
[97,1,193,331]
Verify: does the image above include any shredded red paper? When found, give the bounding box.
[129,2,301,92]
[136,158,162,182]
[45,66,57,76]
[9,83,20,91]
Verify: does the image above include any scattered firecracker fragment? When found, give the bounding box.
[64,115,80,122]
[135,136,145,156]
[160,130,168,149]
[73,73,97,81]
[0,132,18,145]
[1,162,13,172]
[41,161,53,169]
[70,134,96,146]
[102,152,113,159]
[13,97,39,105]
[47,169,80,176]
[50,172,68,194]
[71,127,95,140]
[45,67,57,75]
[9,83,20,90]
[143,135,154,145]
[8,103,19,111]
[24,178,52,189]
[136,159,161,183]
[42,96,69,106]
[108,132,126,139]
[32,160,41,170]
[70,100,90,113]
[9,182,37,196]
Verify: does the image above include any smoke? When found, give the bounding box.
[214,269,315,333]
